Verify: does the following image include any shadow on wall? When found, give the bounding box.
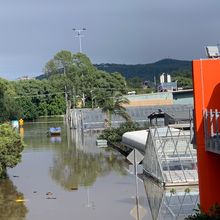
[196,82,220,212]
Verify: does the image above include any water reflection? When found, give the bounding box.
[50,129,127,190]
[143,177,199,220]
[50,136,62,143]
[23,119,67,150]
[0,178,28,220]
[7,118,199,220]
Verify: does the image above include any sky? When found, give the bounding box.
[0,0,220,80]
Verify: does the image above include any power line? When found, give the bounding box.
[13,92,66,99]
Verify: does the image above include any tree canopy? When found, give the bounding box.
[0,51,192,121]
[0,123,24,177]
[43,51,128,109]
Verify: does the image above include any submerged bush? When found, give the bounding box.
[0,123,24,178]
[99,121,141,143]
[185,204,220,220]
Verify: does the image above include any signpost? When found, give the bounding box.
[127,149,146,220]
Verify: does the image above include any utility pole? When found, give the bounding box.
[72,28,86,53]
[72,28,87,107]
[62,63,69,120]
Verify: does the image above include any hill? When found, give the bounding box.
[36,58,192,81]
[94,58,192,81]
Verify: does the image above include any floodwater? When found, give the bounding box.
[1,118,150,220]
[0,118,199,220]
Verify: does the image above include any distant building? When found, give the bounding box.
[158,81,177,92]
[158,73,177,92]
[167,74,171,83]
[17,76,33,80]
[160,73,165,83]
[127,91,136,95]
[123,89,193,107]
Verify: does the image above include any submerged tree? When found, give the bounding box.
[0,123,24,178]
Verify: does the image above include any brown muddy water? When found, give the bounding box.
[0,118,199,220]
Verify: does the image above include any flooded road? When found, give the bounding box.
[1,118,151,220]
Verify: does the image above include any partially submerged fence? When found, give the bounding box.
[68,104,193,131]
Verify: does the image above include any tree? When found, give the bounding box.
[101,92,131,127]
[172,70,192,89]
[0,123,24,177]
[0,78,21,122]
[43,51,128,109]
[14,79,66,119]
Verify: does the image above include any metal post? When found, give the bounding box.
[134,150,140,220]
[210,109,214,137]
[72,28,86,53]
[215,109,219,137]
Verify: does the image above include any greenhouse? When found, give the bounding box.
[143,125,197,185]
[123,124,197,186]
[143,177,199,220]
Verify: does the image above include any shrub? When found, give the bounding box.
[0,123,24,178]
[185,204,220,220]
[99,121,141,143]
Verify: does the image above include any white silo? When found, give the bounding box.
[167,74,171,83]
[160,73,165,83]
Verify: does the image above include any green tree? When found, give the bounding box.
[101,92,130,127]
[44,51,128,109]
[172,70,192,89]
[185,204,220,220]
[0,123,24,177]
[173,75,192,89]
[14,79,66,119]
[0,78,21,122]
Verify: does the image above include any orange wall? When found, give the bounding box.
[193,59,220,212]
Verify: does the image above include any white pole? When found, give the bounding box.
[134,150,140,220]
[79,34,82,53]
[73,28,86,53]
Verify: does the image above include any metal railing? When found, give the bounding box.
[204,109,220,154]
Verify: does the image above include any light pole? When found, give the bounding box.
[72,28,86,53]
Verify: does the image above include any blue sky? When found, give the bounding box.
[0,0,220,79]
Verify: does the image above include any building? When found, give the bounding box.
[123,89,193,107]
[193,58,220,212]
[17,75,33,80]
[157,73,177,92]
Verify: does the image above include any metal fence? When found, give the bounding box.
[69,104,193,130]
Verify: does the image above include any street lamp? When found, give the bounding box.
[72,28,86,53]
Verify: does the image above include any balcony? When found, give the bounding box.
[204,109,220,154]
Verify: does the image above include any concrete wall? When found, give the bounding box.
[124,92,173,107]
[123,91,194,107]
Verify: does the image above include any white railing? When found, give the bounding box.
[204,109,220,154]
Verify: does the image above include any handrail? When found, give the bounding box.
[204,109,220,154]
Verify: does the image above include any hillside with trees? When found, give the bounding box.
[95,59,192,90]
[94,59,191,80]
